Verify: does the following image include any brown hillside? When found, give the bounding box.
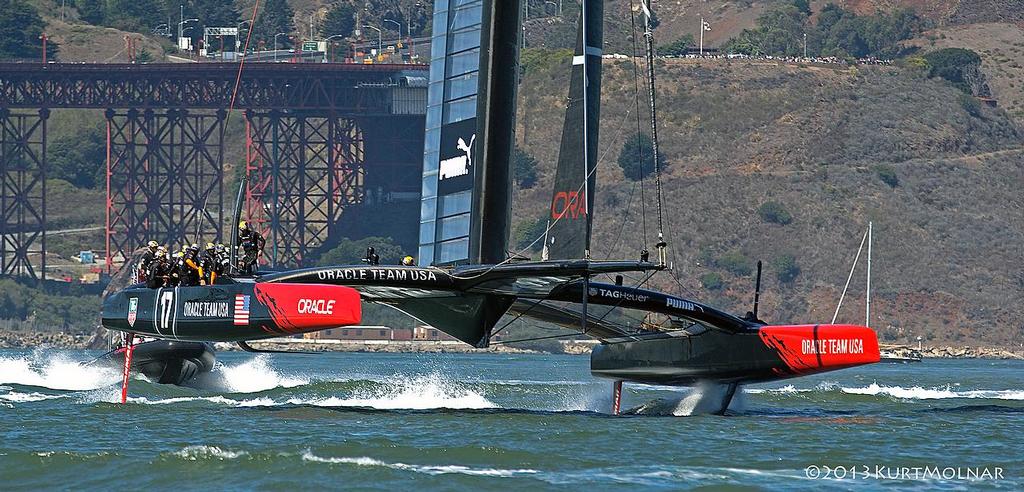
[515,56,1024,347]
[907,23,1024,123]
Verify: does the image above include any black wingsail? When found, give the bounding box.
[545,2,603,261]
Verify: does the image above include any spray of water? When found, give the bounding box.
[0,352,118,391]
[302,372,496,410]
[190,355,308,393]
[629,382,747,416]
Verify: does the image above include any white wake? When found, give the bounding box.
[190,355,308,393]
[0,352,118,391]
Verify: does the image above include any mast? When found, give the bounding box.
[580,0,602,259]
[471,0,523,264]
[866,221,872,327]
[641,0,667,266]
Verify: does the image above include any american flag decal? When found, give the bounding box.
[234,294,251,326]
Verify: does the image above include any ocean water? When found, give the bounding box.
[0,350,1020,490]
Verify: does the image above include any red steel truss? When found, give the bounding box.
[245,111,365,267]
[104,109,223,270]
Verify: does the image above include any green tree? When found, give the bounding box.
[792,0,811,16]
[874,164,899,188]
[773,254,801,283]
[48,128,106,189]
[618,133,667,181]
[252,0,295,49]
[700,272,724,291]
[657,34,695,56]
[514,215,548,252]
[757,201,793,225]
[135,47,154,63]
[923,48,982,94]
[0,0,57,60]
[187,0,241,49]
[76,0,105,25]
[513,146,538,189]
[321,2,356,38]
[318,236,406,266]
[718,250,753,276]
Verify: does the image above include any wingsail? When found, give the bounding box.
[546,7,603,260]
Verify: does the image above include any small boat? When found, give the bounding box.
[879,350,923,363]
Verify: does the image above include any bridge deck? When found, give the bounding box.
[0,62,428,113]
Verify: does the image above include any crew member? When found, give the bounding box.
[202,242,224,285]
[180,244,203,286]
[138,240,159,283]
[238,221,265,275]
[363,247,380,266]
[168,250,184,287]
[146,247,172,289]
[401,256,415,266]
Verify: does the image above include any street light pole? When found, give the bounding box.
[237,20,252,52]
[803,32,808,58]
[383,18,401,37]
[362,25,382,56]
[323,34,347,63]
[274,32,289,62]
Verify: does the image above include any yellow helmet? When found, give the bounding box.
[402,256,415,266]
[239,220,249,230]
[147,240,158,249]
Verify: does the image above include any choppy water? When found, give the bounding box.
[1,350,1020,490]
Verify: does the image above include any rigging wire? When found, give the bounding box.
[226,0,262,127]
[628,0,649,253]
[640,0,668,266]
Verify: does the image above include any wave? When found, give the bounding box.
[173,445,248,461]
[189,355,308,393]
[301,451,538,477]
[296,373,496,410]
[0,391,66,403]
[841,383,1024,400]
[0,352,118,391]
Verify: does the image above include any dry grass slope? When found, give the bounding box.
[515,56,1024,347]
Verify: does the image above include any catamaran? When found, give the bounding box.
[99,0,878,412]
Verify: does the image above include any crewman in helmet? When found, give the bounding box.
[401,256,415,266]
[180,244,203,286]
[146,247,173,289]
[202,242,224,285]
[238,221,265,275]
[138,240,160,283]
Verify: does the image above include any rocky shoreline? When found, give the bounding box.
[0,330,1021,359]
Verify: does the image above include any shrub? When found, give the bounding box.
[658,34,696,56]
[701,272,724,290]
[618,133,667,181]
[757,201,793,225]
[318,236,405,266]
[923,48,983,94]
[773,254,801,283]
[718,250,753,276]
[874,164,899,188]
[513,146,539,189]
[514,216,548,252]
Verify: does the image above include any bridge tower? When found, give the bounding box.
[104,108,224,271]
[0,108,48,280]
[244,110,365,268]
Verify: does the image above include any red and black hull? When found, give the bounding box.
[591,324,880,386]
[101,281,362,341]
